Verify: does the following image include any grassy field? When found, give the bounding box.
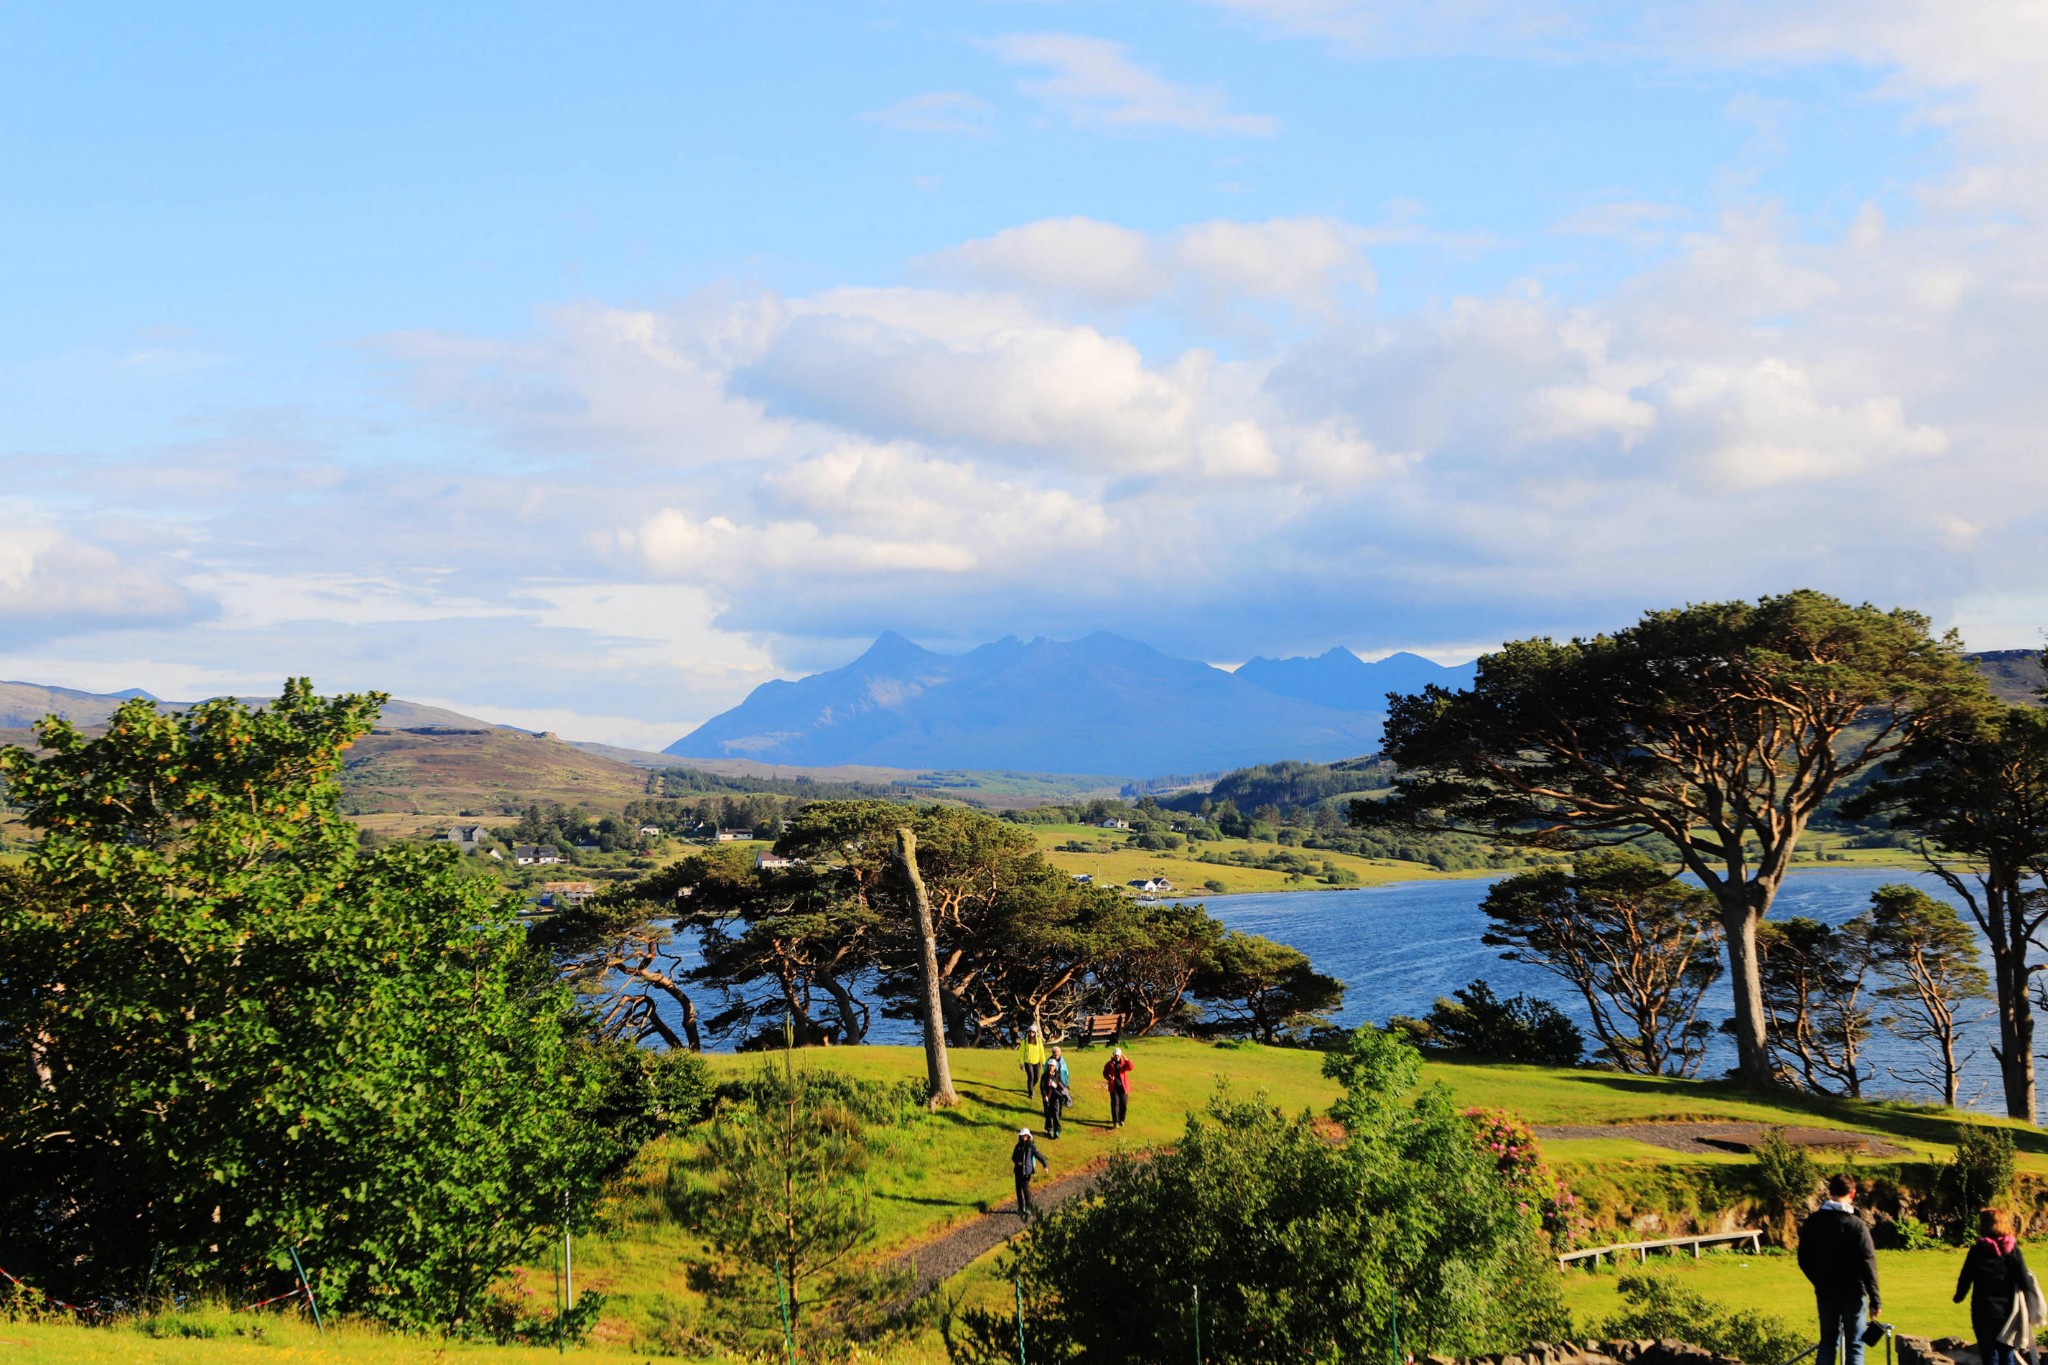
[10,1041,2033,1361]
[1557,1246,1978,1343]
[1026,822,1922,897]
[1026,821,1489,893]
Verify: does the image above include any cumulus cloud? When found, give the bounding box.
[0,514,206,646]
[987,33,1279,135]
[919,215,1375,316]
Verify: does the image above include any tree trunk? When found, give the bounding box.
[898,827,958,1108]
[1996,925,2036,1122]
[1720,897,1776,1088]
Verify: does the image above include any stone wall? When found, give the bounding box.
[1441,1339,1743,1365]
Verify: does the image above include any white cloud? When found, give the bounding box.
[0,512,205,645]
[987,33,1279,135]
[919,214,1377,317]
[863,91,992,134]
[919,218,1167,308]
[1174,217,1377,311]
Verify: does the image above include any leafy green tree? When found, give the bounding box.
[1478,851,1722,1076]
[1361,590,1988,1088]
[1092,901,1226,1035]
[966,1026,1565,1364]
[1846,700,2048,1119]
[1408,980,1585,1067]
[1867,884,1992,1107]
[1191,931,1345,1043]
[777,801,1146,1044]
[1756,916,1876,1096]
[683,1057,908,1352]
[0,683,641,1324]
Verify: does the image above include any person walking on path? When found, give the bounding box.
[1955,1208,2043,1365]
[1019,1025,1047,1097]
[1011,1128,1049,1218]
[1102,1047,1133,1129]
[1798,1173,1881,1365]
[1040,1062,1070,1138]
[1047,1044,1071,1094]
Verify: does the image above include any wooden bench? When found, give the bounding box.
[1073,1013,1125,1046]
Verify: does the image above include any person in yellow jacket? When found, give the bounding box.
[1018,1024,1047,1097]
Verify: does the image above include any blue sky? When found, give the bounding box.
[4,1,2045,746]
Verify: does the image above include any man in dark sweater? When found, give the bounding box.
[1798,1173,1882,1365]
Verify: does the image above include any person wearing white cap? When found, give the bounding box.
[1011,1127,1048,1218]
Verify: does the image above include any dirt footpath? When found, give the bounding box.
[891,1163,1109,1302]
[1534,1121,1900,1156]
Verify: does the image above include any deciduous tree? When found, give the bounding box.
[1477,851,1722,1076]
[1867,883,1991,1108]
[1847,700,2048,1119]
[1755,916,1876,1096]
[1361,591,1988,1088]
[0,683,640,1324]
[1191,931,1345,1044]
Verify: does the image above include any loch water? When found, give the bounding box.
[1203,866,2007,1110]
[650,866,2013,1112]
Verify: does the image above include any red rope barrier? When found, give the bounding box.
[0,1263,88,1314]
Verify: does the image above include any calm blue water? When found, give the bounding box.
[632,867,2011,1111]
[1204,867,2005,1109]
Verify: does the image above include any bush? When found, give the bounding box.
[713,1069,928,1127]
[1938,1126,2017,1237]
[1753,1129,1818,1244]
[1601,1272,1806,1365]
[977,1028,1568,1364]
[1878,1214,1943,1251]
[1415,980,1585,1067]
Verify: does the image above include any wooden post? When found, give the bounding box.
[899,827,959,1108]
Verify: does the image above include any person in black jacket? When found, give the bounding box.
[1797,1173,1881,1365]
[1011,1128,1049,1219]
[1956,1207,2032,1365]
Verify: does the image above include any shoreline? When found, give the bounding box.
[1174,849,1934,899]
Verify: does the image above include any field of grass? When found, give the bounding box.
[11,1042,2033,1362]
[1026,821,1490,893]
[1558,1246,1978,1343]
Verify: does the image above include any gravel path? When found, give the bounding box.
[890,1162,1110,1302]
[1534,1121,1901,1156]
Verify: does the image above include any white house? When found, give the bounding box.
[716,828,754,842]
[1127,877,1174,895]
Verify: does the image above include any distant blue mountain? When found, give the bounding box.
[1232,648,1478,713]
[665,632,1417,777]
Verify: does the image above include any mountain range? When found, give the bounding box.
[664,633,1478,777]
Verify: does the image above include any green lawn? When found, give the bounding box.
[1560,1247,1978,1344]
[12,1041,2029,1362]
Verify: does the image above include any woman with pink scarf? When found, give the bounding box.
[1956,1207,2040,1365]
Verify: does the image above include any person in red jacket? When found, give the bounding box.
[1102,1047,1133,1128]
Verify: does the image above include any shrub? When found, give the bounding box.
[1878,1214,1942,1251]
[1466,1107,1592,1251]
[1416,980,1585,1067]
[967,1028,1568,1364]
[1938,1127,2017,1237]
[1753,1128,1817,1243]
[1601,1272,1806,1365]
